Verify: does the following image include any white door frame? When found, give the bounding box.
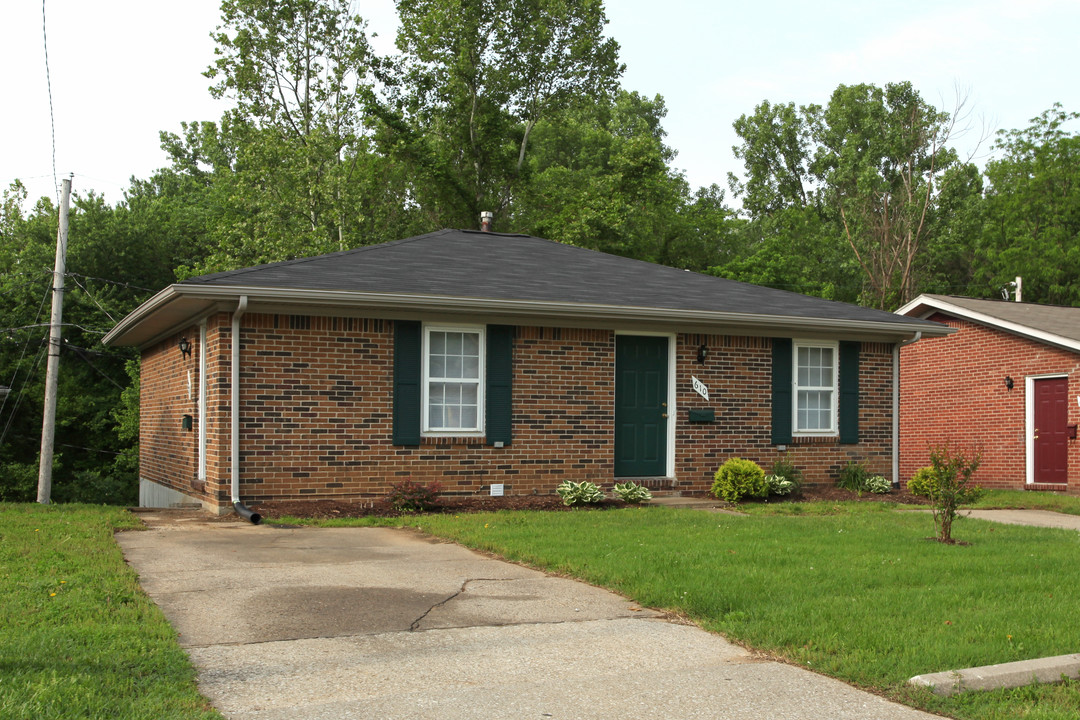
[614,331,677,478]
[1025,373,1068,485]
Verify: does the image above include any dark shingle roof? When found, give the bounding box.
[185,229,919,327]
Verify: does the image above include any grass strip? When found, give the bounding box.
[0,503,222,720]
[391,504,1080,720]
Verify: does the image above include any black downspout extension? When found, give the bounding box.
[234,501,262,525]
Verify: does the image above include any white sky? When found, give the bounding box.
[3,0,1078,209]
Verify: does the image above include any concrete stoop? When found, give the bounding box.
[909,654,1080,696]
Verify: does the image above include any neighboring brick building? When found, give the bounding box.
[105,229,948,515]
[897,294,1080,493]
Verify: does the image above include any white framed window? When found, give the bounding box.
[793,341,838,435]
[423,325,485,434]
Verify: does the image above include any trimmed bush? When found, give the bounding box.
[387,479,442,512]
[908,466,937,497]
[557,480,605,506]
[612,482,652,504]
[711,458,768,503]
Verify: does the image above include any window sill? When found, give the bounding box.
[421,435,486,446]
[790,435,840,445]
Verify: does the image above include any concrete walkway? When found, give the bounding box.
[118,511,941,720]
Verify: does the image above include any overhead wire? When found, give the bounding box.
[42,0,59,206]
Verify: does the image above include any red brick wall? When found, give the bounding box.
[139,314,897,510]
[139,326,202,496]
[899,313,1080,491]
[674,336,895,492]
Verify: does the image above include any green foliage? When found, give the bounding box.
[556,480,605,506]
[769,457,803,492]
[0,504,221,718]
[726,82,964,308]
[388,0,624,229]
[836,463,890,494]
[863,475,891,494]
[711,458,767,502]
[612,481,652,504]
[927,444,984,543]
[836,462,870,492]
[764,474,795,496]
[908,466,937,497]
[386,479,442,513]
[978,104,1080,305]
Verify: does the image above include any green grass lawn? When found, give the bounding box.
[386,503,1080,720]
[0,503,222,720]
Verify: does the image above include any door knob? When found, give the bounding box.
[661,413,669,418]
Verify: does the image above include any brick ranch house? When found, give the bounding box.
[897,294,1080,493]
[104,229,949,516]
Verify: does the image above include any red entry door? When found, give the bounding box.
[1033,377,1069,484]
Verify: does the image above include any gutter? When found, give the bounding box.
[892,332,922,489]
[104,284,954,348]
[230,296,260,524]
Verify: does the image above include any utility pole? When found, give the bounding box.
[37,176,71,504]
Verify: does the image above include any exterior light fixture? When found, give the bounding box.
[178,337,192,359]
[1004,376,1014,390]
[697,344,708,363]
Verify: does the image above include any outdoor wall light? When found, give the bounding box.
[1004,376,1014,390]
[178,337,192,359]
[697,344,708,363]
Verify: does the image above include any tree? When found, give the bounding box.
[383,0,623,229]
[511,91,738,271]
[813,82,960,309]
[727,82,968,308]
[979,105,1080,305]
[927,444,983,544]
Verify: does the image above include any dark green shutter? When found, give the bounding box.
[393,320,421,446]
[771,338,793,445]
[485,325,514,446]
[838,341,860,444]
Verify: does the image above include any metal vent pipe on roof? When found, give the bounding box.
[480,211,493,232]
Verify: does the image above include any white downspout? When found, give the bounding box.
[893,332,922,488]
[230,296,260,523]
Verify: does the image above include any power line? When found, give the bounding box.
[41,0,58,206]
[67,274,117,323]
[66,272,155,294]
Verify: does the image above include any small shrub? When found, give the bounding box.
[836,462,870,492]
[557,480,605,506]
[863,475,891,494]
[613,482,652,504]
[769,457,803,493]
[711,458,768,503]
[907,466,937,497]
[765,474,796,496]
[387,479,442,512]
[927,444,983,543]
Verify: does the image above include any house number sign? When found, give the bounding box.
[691,376,710,401]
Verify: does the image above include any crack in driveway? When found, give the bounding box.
[409,577,511,631]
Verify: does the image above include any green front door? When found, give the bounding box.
[615,335,668,477]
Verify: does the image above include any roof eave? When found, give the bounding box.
[106,284,952,347]
[897,294,1080,353]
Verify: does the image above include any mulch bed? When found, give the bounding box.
[251,485,929,521]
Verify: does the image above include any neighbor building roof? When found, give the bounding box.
[896,293,1080,353]
[105,229,949,347]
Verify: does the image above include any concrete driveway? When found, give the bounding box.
[117,511,941,720]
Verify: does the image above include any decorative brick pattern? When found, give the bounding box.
[139,314,897,511]
[899,313,1079,492]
